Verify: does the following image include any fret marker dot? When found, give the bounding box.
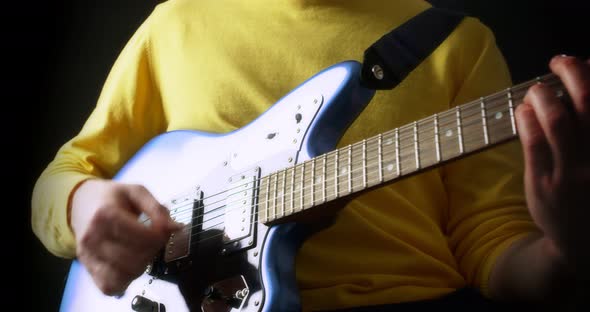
[386,164,394,172]
[385,138,393,145]
[445,129,453,137]
[315,177,322,184]
[495,112,503,120]
[340,168,347,175]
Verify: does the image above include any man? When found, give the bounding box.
[32,0,588,310]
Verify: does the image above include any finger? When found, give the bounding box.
[77,243,135,296]
[524,82,575,166]
[126,185,182,232]
[550,55,590,124]
[84,257,136,296]
[93,238,156,279]
[76,212,162,293]
[78,211,168,274]
[515,102,553,175]
[103,207,171,249]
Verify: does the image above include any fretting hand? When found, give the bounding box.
[516,55,590,271]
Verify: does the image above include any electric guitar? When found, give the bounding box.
[59,60,565,312]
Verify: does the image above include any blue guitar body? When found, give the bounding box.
[60,61,376,312]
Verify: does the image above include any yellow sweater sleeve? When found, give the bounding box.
[443,20,539,296]
[31,9,167,258]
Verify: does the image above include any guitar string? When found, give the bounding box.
[172,128,515,232]
[160,81,566,256]
[156,83,563,231]
[154,94,517,222]
[151,82,558,228]
[179,120,518,242]
[162,114,518,229]
[144,75,561,227]
[158,74,562,222]
[144,76,562,228]
[179,73,564,244]
[154,86,528,221]
[162,105,515,224]
[180,122,520,250]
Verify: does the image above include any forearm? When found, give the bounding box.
[32,170,95,258]
[488,233,584,305]
[498,55,590,306]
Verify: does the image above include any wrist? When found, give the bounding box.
[489,233,574,302]
[69,178,101,237]
[541,235,590,281]
[539,236,565,265]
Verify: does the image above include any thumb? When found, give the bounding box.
[515,102,552,176]
[126,185,183,233]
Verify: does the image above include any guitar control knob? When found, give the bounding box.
[131,295,166,312]
[204,286,223,300]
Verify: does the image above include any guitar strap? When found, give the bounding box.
[360,7,465,90]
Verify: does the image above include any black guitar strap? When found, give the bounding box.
[360,7,465,90]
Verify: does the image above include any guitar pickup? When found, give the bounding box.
[163,189,204,263]
[222,168,259,253]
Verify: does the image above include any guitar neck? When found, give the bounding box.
[259,73,565,223]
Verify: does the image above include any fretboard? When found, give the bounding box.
[258,73,566,223]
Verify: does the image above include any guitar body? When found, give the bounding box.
[60,61,376,312]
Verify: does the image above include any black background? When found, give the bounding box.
[21,1,588,311]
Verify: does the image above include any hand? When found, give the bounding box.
[70,179,183,295]
[516,55,590,268]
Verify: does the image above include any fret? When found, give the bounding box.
[264,174,272,221]
[260,74,563,224]
[434,114,441,162]
[290,166,295,214]
[395,128,400,176]
[322,155,327,203]
[334,149,339,198]
[480,98,489,145]
[347,145,352,194]
[507,88,517,135]
[299,163,305,210]
[377,134,383,183]
[272,172,278,220]
[456,106,464,154]
[413,121,420,170]
[362,139,367,188]
[280,170,286,217]
[310,159,315,205]
[264,175,270,222]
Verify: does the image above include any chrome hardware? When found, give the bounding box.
[202,276,249,312]
[164,190,203,262]
[372,65,384,80]
[235,288,249,300]
[222,168,259,253]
